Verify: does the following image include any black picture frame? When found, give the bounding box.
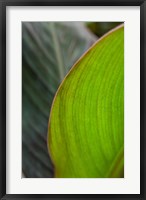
[0,0,145,199]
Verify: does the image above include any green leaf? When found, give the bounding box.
[22,22,96,177]
[48,24,124,178]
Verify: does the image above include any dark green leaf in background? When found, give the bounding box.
[22,22,97,177]
[87,22,123,37]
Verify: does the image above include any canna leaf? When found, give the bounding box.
[22,22,96,177]
[48,24,124,178]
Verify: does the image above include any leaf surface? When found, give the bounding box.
[48,25,124,178]
[22,22,96,177]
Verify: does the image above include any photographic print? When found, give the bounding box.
[22,22,124,178]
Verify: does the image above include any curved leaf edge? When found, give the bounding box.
[47,23,124,177]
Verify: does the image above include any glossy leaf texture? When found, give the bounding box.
[48,25,124,178]
[22,22,96,177]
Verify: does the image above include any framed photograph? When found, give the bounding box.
[0,0,145,199]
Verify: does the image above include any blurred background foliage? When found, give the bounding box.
[22,22,123,178]
[87,22,122,37]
